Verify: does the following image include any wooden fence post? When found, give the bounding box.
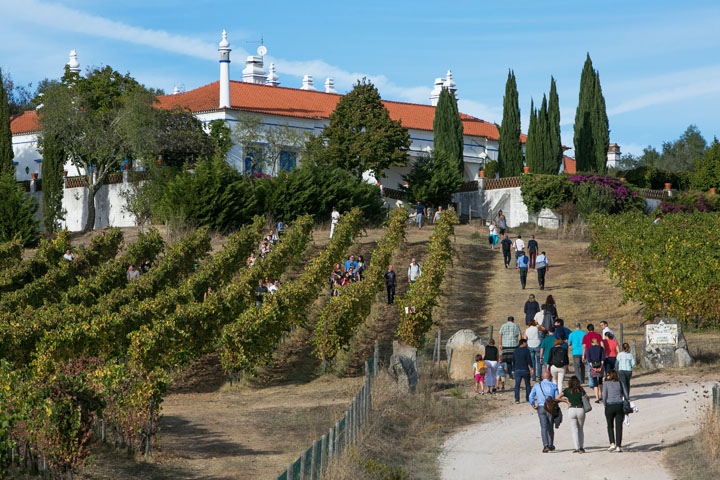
[299,451,306,480]
[374,340,380,376]
[488,325,494,342]
[328,426,334,462]
[320,434,327,473]
[436,329,442,372]
[310,440,318,480]
[287,461,294,480]
[334,419,340,455]
[618,323,624,347]
[145,397,155,457]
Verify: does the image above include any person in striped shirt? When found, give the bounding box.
[616,343,636,395]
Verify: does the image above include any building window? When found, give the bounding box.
[244,147,264,176]
[279,150,297,172]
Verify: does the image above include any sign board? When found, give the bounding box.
[645,320,678,346]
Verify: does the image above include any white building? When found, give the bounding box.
[10,31,526,230]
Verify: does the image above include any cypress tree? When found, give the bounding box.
[39,134,66,233]
[548,77,563,174]
[537,95,551,174]
[498,70,522,177]
[574,54,595,172]
[433,88,464,176]
[592,71,609,173]
[0,67,14,176]
[525,99,538,173]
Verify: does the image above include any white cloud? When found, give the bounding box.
[457,99,502,124]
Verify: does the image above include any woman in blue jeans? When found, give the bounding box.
[524,320,543,381]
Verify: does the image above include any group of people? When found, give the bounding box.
[329,254,367,297]
[474,307,637,454]
[126,259,152,281]
[251,225,287,306]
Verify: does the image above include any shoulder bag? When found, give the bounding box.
[581,394,592,413]
[541,383,559,417]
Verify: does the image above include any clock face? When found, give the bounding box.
[257,45,267,56]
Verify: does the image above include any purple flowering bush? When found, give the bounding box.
[568,174,643,213]
[659,191,719,214]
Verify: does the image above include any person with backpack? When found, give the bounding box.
[473,354,488,394]
[527,235,539,269]
[516,250,529,289]
[603,370,628,452]
[541,295,558,321]
[549,338,569,387]
[536,251,549,290]
[513,235,525,260]
[500,234,512,268]
[554,318,571,348]
[540,326,557,373]
[529,369,560,453]
[585,338,606,403]
[556,375,589,453]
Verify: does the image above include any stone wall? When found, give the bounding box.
[61,178,138,231]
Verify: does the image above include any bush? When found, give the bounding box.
[615,165,691,191]
[0,172,38,246]
[659,191,720,214]
[256,164,385,223]
[520,174,574,213]
[483,160,499,179]
[568,174,644,213]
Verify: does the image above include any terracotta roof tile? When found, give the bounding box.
[10,110,41,135]
[563,155,576,174]
[157,81,511,141]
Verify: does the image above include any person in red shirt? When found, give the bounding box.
[582,324,603,387]
[603,332,620,374]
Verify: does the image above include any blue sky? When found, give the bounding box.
[2,0,719,156]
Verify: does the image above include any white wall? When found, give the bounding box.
[61,181,137,231]
[11,133,42,181]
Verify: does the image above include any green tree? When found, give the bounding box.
[0,67,13,176]
[0,172,38,245]
[657,125,707,171]
[525,99,538,172]
[433,88,464,175]
[208,119,233,159]
[636,146,661,167]
[402,150,463,207]
[547,76,563,174]
[574,54,609,173]
[691,138,720,191]
[498,70,523,177]
[38,134,66,233]
[38,66,153,232]
[320,79,410,179]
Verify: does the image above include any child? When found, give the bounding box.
[496,362,506,391]
[473,354,488,394]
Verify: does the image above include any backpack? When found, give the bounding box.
[541,311,554,333]
[551,347,567,368]
[474,361,487,376]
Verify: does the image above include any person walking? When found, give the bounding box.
[513,339,534,404]
[513,235,525,260]
[540,295,558,321]
[556,375,589,453]
[499,316,522,380]
[529,369,560,453]
[482,339,499,393]
[524,320,543,381]
[600,320,614,338]
[524,294,540,325]
[586,338,606,403]
[384,265,396,305]
[415,201,425,230]
[528,235,539,269]
[536,251,549,290]
[582,323,603,388]
[516,250,529,289]
[473,354,487,394]
[616,343,636,395]
[407,258,421,284]
[603,332,620,374]
[568,323,586,382]
[488,222,499,249]
[329,207,340,239]
[540,326,557,373]
[500,234,512,269]
[603,370,628,452]
[495,210,507,235]
[548,338,569,387]
[433,206,443,223]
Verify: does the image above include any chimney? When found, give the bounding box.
[218,29,231,109]
[301,75,316,91]
[173,85,180,95]
[67,50,81,73]
[444,69,457,97]
[265,63,280,87]
[429,77,443,106]
[324,77,337,94]
[242,56,267,84]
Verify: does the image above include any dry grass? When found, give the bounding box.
[665,407,720,480]
[326,369,501,480]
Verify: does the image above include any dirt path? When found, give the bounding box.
[440,374,713,479]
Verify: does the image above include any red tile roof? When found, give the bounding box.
[563,155,576,174]
[13,80,525,144]
[158,81,515,141]
[10,111,41,135]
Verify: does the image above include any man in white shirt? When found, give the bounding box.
[63,249,75,261]
[600,320,614,338]
[408,257,421,284]
[330,207,340,239]
[513,235,525,260]
[433,206,443,224]
[267,280,280,294]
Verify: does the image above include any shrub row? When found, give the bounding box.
[313,208,407,362]
[0,239,22,269]
[0,231,70,294]
[396,210,458,347]
[589,211,720,327]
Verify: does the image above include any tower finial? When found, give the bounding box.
[265,63,280,87]
[324,77,337,94]
[218,30,232,109]
[68,50,80,73]
[444,69,457,96]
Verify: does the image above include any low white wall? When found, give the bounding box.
[62,182,137,232]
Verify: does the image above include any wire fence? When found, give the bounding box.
[713,383,720,415]
[273,341,380,480]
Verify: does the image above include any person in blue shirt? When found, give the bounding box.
[554,318,572,348]
[512,339,534,403]
[529,369,560,452]
[344,255,358,272]
[415,202,425,230]
[567,322,586,381]
[516,250,529,289]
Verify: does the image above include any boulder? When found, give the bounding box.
[389,354,418,393]
[446,329,486,380]
[640,318,694,369]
